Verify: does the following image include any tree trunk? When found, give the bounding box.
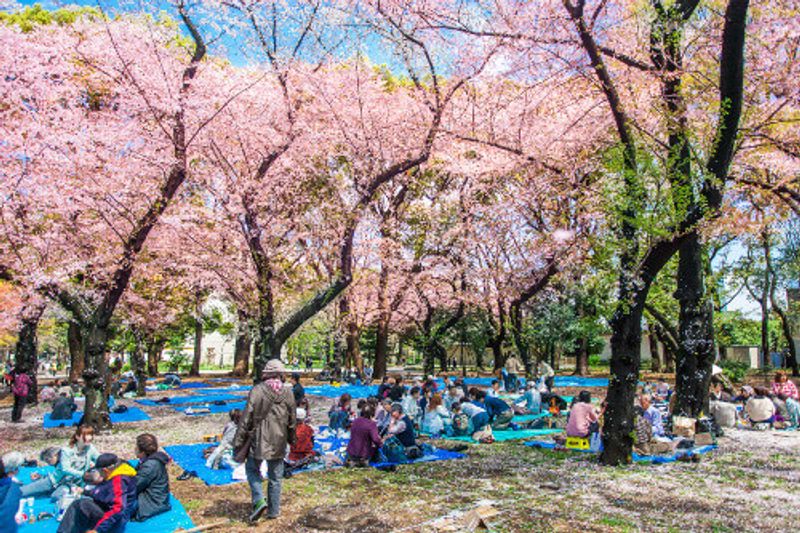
[601,297,646,465]
[510,305,532,376]
[14,302,46,404]
[233,331,251,377]
[146,338,164,377]
[760,265,770,368]
[575,337,590,376]
[673,234,716,417]
[67,321,85,383]
[190,298,203,376]
[490,338,503,371]
[649,333,662,373]
[130,339,147,397]
[81,325,112,430]
[374,320,390,380]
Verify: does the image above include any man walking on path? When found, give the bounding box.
[234,359,296,523]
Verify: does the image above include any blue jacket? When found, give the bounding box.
[88,462,138,533]
[483,396,511,422]
[396,415,416,447]
[0,476,21,533]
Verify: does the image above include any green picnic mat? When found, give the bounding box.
[512,412,552,423]
[443,428,564,443]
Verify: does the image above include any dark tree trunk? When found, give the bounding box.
[14,302,46,404]
[602,295,647,465]
[190,298,203,376]
[674,235,716,417]
[146,338,164,377]
[68,321,85,383]
[575,337,590,376]
[130,339,147,397]
[510,305,531,375]
[649,333,662,373]
[490,338,504,371]
[374,320,390,380]
[233,331,251,377]
[81,325,112,430]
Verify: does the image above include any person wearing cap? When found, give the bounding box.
[233,359,296,523]
[1,452,24,533]
[57,452,138,533]
[514,382,542,414]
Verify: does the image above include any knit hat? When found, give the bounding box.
[296,408,307,420]
[1,451,24,472]
[95,453,119,470]
[263,359,286,375]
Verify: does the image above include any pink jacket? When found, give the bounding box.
[772,380,799,400]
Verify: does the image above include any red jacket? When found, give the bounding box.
[288,423,315,461]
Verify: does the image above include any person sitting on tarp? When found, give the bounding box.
[566,391,600,438]
[57,453,137,533]
[633,406,675,456]
[709,381,733,403]
[286,408,317,475]
[746,387,776,429]
[772,371,799,401]
[346,403,382,467]
[133,434,171,522]
[640,393,665,437]
[388,376,406,402]
[443,385,463,410]
[381,403,422,462]
[51,393,78,421]
[206,409,242,469]
[460,392,490,433]
[163,373,181,388]
[481,391,514,430]
[1,452,24,533]
[376,397,393,435]
[401,386,422,429]
[328,393,353,431]
[377,376,393,399]
[514,382,542,414]
[422,394,452,436]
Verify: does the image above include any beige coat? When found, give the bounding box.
[234,382,297,461]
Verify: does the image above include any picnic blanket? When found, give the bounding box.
[304,384,378,399]
[145,381,213,392]
[43,407,150,428]
[136,393,245,406]
[439,428,563,443]
[511,412,552,424]
[173,401,247,416]
[14,467,194,532]
[524,441,717,463]
[197,386,253,394]
[166,431,464,486]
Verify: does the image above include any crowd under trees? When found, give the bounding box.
[0,0,798,465]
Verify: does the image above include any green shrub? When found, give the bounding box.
[719,360,749,383]
[588,354,605,367]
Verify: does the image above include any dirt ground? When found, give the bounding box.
[2,378,799,532]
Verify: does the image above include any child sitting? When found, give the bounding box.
[57,453,137,533]
[285,408,317,476]
[449,402,471,436]
[205,409,241,469]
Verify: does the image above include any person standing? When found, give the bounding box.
[234,359,296,523]
[11,365,32,423]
